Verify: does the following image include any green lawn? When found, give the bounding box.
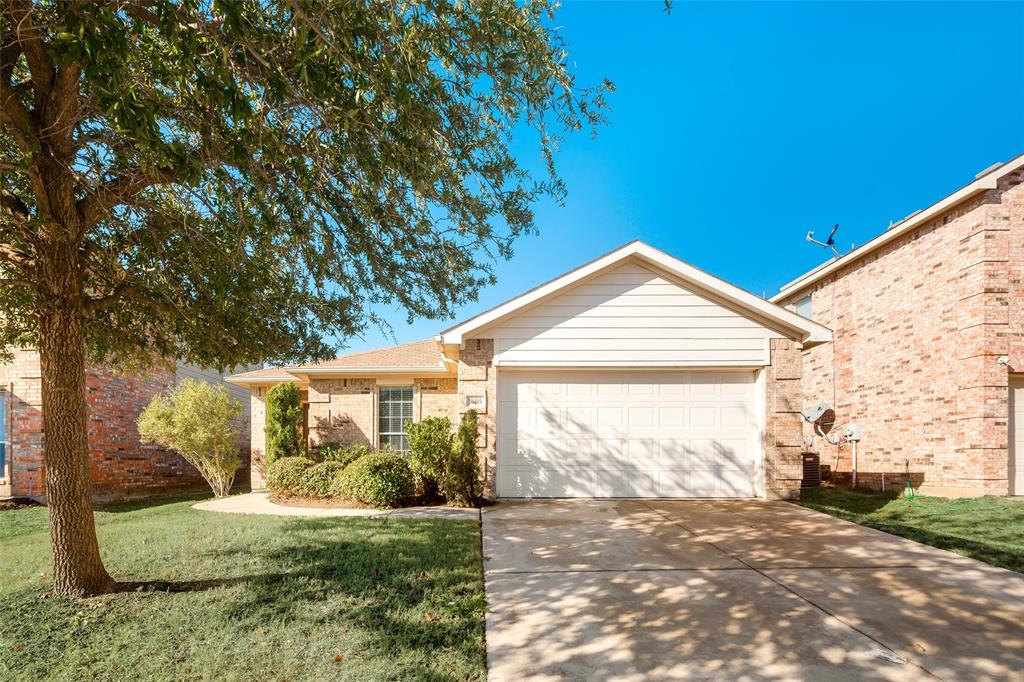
[0,496,486,681]
[798,487,1024,573]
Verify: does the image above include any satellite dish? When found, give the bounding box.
[802,402,836,435]
[802,402,829,424]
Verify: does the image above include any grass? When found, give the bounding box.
[798,486,1024,573]
[0,496,486,681]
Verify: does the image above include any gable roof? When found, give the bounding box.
[225,339,452,385]
[771,152,1024,303]
[439,241,832,347]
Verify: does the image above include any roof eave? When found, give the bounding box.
[223,374,300,385]
[440,240,832,346]
[771,153,1024,303]
[288,365,453,376]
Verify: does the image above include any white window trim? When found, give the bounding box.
[377,385,414,452]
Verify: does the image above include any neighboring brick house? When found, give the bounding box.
[773,153,1024,497]
[230,241,831,500]
[0,354,253,501]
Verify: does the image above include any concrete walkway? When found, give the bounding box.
[193,491,479,520]
[483,499,1024,681]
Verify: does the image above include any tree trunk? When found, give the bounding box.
[37,294,113,597]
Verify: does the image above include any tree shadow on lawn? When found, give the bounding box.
[106,516,485,677]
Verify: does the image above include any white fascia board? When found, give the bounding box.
[223,373,299,385]
[771,153,1024,304]
[289,365,452,376]
[494,360,770,369]
[440,240,831,347]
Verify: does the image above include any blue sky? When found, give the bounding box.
[346,0,1024,353]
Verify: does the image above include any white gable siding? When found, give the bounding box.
[477,262,785,366]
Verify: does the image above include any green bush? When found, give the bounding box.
[318,442,372,467]
[444,410,480,507]
[137,379,243,498]
[266,456,314,495]
[297,461,348,498]
[337,451,415,508]
[405,416,453,495]
[265,383,302,466]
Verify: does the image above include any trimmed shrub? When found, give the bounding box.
[297,461,348,498]
[318,442,372,467]
[405,416,453,495]
[337,451,415,508]
[444,410,480,507]
[266,456,314,495]
[265,383,302,466]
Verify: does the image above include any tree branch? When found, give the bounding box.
[77,167,179,228]
[84,282,172,315]
[0,276,30,287]
[2,0,54,106]
[0,189,28,217]
[0,241,32,266]
[0,25,38,155]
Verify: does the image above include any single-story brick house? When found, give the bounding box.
[0,355,253,501]
[229,242,831,500]
[773,153,1024,497]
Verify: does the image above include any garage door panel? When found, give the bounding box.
[593,468,658,497]
[497,370,760,498]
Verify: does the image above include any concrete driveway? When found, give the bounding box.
[482,500,1024,681]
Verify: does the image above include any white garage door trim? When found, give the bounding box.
[496,368,765,499]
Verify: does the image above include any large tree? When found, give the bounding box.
[0,0,607,596]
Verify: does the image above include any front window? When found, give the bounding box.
[378,386,413,452]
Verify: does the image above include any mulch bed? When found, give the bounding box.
[268,493,373,509]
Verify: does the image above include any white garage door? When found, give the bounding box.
[497,370,761,498]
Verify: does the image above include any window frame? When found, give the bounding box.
[377,385,414,453]
[794,295,813,320]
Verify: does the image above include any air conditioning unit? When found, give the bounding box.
[801,451,821,488]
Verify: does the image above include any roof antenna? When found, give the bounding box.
[806,223,842,258]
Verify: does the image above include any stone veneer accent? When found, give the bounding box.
[763,338,805,499]
[779,170,1024,496]
[249,388,267,489]
[457,339,497,496]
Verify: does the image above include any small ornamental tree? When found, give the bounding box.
[265,383,302,466]
[137,379,243,498]
[0,1,606,596]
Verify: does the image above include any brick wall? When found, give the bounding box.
[457,339,496,496]
[1,351,252,501]
[249,387,267,489]
[306,378,375,449]
[780,171,1024,496]
[764,339,804,499]
[0,349,44,498]
[415,377,458,423]
[84,362,201,500]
